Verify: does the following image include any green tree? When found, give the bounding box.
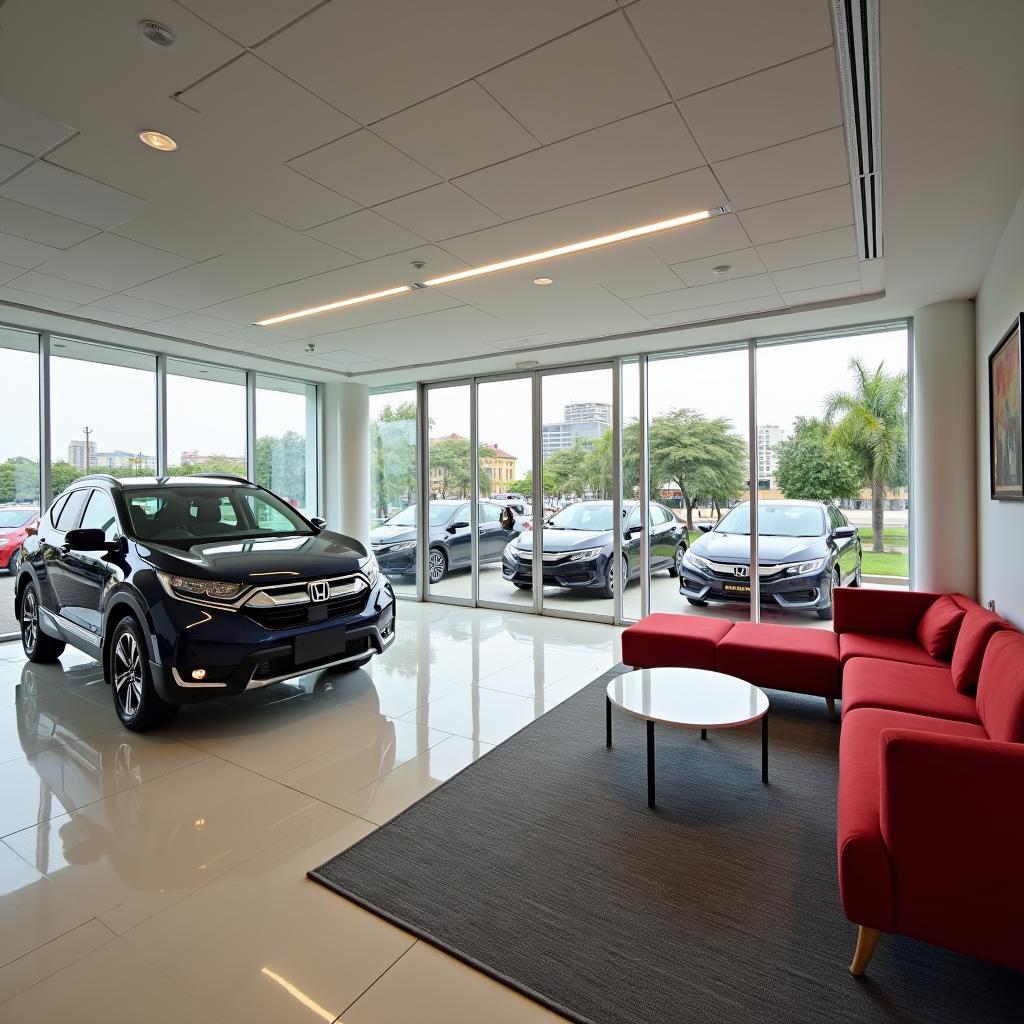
[0,457,41,503]
[543,441,592,502]
[584,430,614,498]
[372,402,417,521]
[647,409,747,529]
[825,359,908,553]
[775,417,862,503]
[255,431,307,505]
[51,461,83,494]
[428,436,498,498]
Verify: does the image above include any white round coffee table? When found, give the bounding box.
[606,667,770,808]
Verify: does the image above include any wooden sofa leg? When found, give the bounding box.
[826,697,838,721]
[849,926,882,976]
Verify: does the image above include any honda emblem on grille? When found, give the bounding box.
[308,580,330,603]
[733,565,749,578]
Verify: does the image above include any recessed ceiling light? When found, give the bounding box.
[255,285,412,327]
[711,264,732,275]
[138,130,177,151]
[533,277,553,286]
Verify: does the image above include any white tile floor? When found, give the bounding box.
[0,601,620,1023]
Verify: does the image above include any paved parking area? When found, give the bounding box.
[0,575,15,638]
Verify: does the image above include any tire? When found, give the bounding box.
[334,655,372,673]
[513,582,532,590]
[7,549,20,576]
[668,544,684,578]
[20,584,65,663]
[108,616,178,732]
[687,597,709,608]
[598,555,626,600]
[427,547,448,585]
[816,570,840,621]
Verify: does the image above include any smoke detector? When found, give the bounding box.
[138,20,176,46]
[710,265,732,275]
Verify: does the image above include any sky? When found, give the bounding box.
[402,329,908,477]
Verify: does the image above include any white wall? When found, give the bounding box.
[912,301,976,595]
[322,381,370,544]
[976,182,1024,625]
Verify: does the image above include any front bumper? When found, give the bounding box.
[148,578,396,705]
[678,565,829,611]
[372,544,416,577]
[501,551,609,590]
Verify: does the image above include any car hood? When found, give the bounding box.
[0,527,23,536]
[515,528,611,553]
[138,530,368,582]
[692,531,824,564]
[370,524,416,545]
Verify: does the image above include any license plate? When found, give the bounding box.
[723,583,750,594]
[295,625,348,665]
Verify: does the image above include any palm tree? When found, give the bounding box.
[825,359,908,553]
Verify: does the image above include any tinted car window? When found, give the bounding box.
[54,489,88,531]
[717,504,825,538]
[626,506,641,529]
[80,490,120,541]
[48,493,70,527]
[480,502,502,523]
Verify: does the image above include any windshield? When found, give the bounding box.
[0,509,35,529]
[547,502,614,532]
[125,486,314,547]
[386,503,460,528]
[715,504,825,538]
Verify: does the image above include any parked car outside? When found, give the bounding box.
[14,474,394,730]
[370,499,525,584]
[678,499,861,620]
[502,500,687,598]
[0,505,39,575]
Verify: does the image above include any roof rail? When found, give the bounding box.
[190,473,254,485]
[74,473,122,487]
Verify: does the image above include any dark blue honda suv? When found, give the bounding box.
[14,474,395,731]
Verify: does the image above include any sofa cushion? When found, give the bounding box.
[915,594,967,660]
[838,632,941,668]
[951,609,1008,693]
[715,622,839,698]
[620,613,733,671]
[841,657,980,724]
[976,631,1024,742]
[838,707,989,932]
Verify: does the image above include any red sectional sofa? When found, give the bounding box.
[619,589,1024,979]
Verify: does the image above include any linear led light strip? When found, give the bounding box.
[255,207,724,327]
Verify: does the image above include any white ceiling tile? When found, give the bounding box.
[771,256,860,292]
[0,262,23,286]
[0,196,98,248]
[556,237,684,299]
[112,208,246,262]
[179,54,358,160]
[72,307,150,329]
[680,49,842,162]
[257,0,617,123]
[454,105,704,219]
[0,285,77,312]
[628,273,778,316]
[178,0,319,46]
[859,258,885,294]
[6,271,110,304]
[0,231,60,269]
[737,186,853,244]
[756,226,857,271]
[782,282,863,306]
[645,295,785,327]
[374,184,501,241]
[36,233,192,291]
[671,247,767,287]
[0,145,34,180]
[374,83,538,179]
[252,166,360,232]
[0,98,75,156]
[648,212,751,265]
[0,161,146,229]
[85,293,183,320]
[289,131,441,207]
[628,0,833,98]
[712,127,849,209]
[479,14,667,143]
[307,210,425,259]
[155,312,242,336]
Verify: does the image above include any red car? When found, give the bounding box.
[0,505,39,575]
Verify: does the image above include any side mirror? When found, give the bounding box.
[698,524,713,533]
[833,524,857,538]
[625,525,643,537]
[63,528,112,552]
[448,521,469,532]
[310,516,328,532]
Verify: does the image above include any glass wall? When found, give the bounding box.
[167,360,247,476]
[0,327,40,505]
[368,388,418,597]
[50,338,157,493]
[755,328,910,628]
[255,375,317,516]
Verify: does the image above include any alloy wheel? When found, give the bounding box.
[674,547,685,574]
[113,632,144,719]
[428,550,446,584]
[21,589,38,654]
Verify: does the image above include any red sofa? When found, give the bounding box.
[619,589,1024,978]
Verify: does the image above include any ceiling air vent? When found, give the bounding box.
[832,0,882,259]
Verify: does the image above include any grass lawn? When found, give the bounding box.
[858,526,908,546]
[861,550,909,577]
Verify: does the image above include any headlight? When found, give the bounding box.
[360,553,379,587]
[157,571,245,604]
[683,550,711,572]
[568,547,604,562]
[785,557,825,575]
[389,541,416,551]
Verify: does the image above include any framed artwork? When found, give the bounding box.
[989,315,1023,500]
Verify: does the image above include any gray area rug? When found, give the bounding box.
[310,667,1024,1024]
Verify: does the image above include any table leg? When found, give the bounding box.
[761,715,768,784]
[647,720,656,808]
[606,696,612,748]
